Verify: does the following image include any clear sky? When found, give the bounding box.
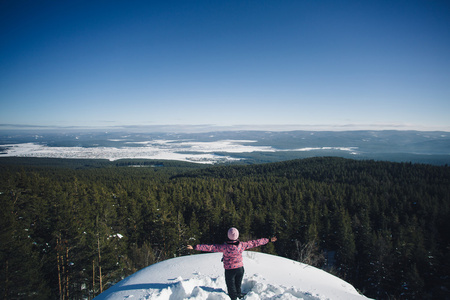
[1,0,449,131]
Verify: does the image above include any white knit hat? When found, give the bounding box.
[227,227,239,240]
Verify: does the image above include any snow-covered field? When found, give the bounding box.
[0,141,357,164]
[0,140,272,164]
[94,252,371,300]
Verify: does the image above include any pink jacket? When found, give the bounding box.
[194,238,269,269]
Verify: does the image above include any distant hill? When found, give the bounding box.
[1,129,449,165]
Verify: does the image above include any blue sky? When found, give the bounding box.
[1,0,449,131]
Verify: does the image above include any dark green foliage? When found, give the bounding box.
[0,157,449,299]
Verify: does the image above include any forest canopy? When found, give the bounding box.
[1,157,449,299]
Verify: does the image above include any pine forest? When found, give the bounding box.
[1,157,449,299]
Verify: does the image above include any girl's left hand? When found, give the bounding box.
[187,245,193,250]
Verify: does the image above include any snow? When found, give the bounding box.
[0,142,241,164]
[0,141,359,164]
[290,147,358,152]
[94,252,371,300]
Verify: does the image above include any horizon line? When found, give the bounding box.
[0,123,449,133]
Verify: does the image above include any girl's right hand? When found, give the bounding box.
[187,245,193,250]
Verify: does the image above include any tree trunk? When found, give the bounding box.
[66,247,70,299]
[98,237,103,293]
[92,259,95,296]
[57,238,64,300]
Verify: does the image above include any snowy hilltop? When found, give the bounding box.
[93,252,371,300]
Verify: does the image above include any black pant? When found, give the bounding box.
[225,267,244,300]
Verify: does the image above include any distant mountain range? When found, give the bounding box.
[1,130,449,165]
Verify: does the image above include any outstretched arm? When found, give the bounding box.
[242,236,277,250]
[188,244,227,252]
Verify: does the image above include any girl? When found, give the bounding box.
[187,227,277,300]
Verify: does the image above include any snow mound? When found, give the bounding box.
[94,252,371,300]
